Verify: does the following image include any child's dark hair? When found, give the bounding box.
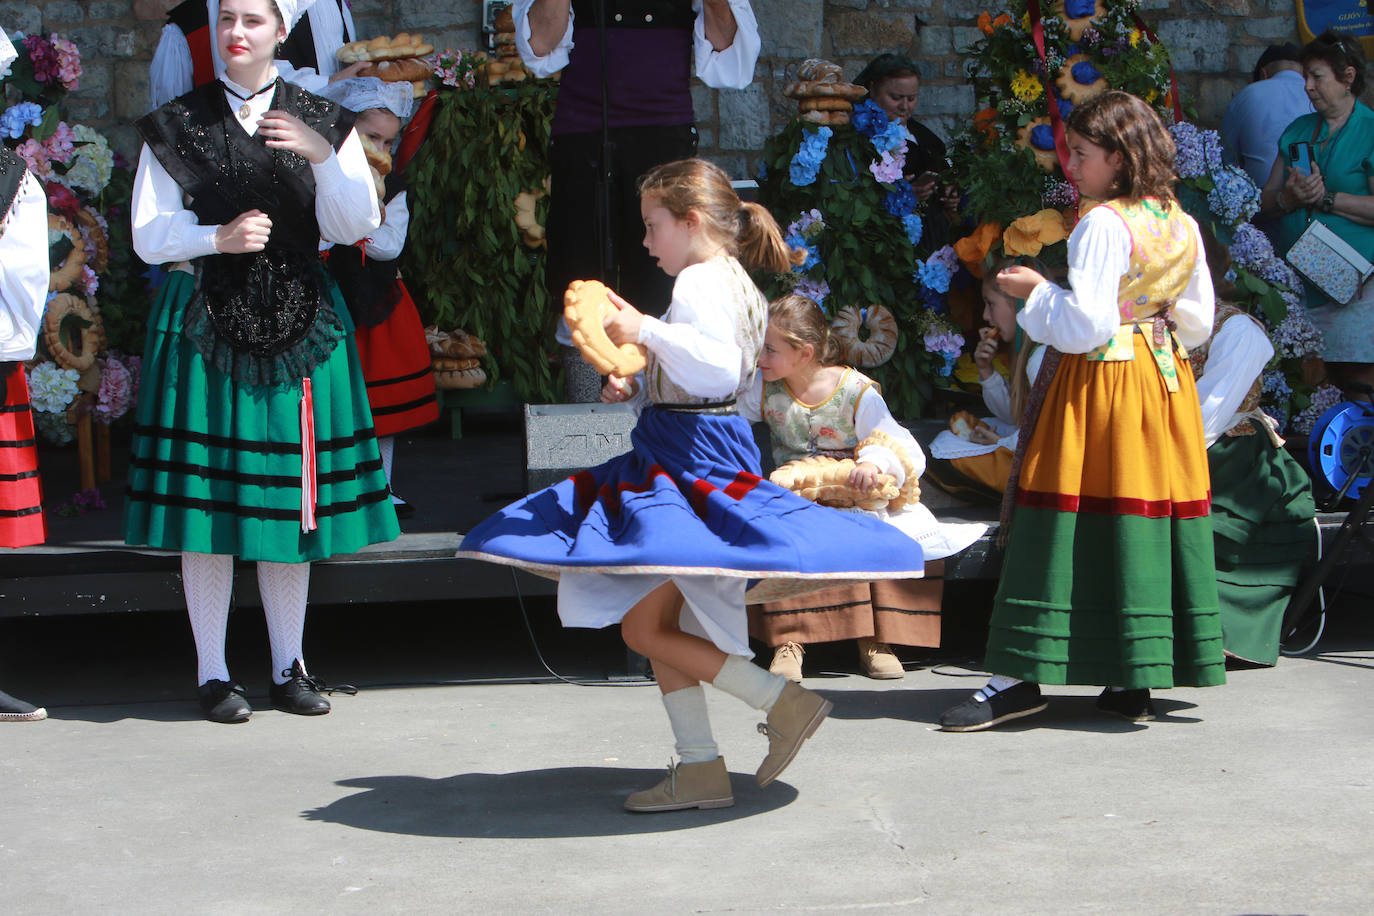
[638,158,806,274]
[983,255,1052,419]
[1301,30,1367,95]
[1065,91,1178,205]
[769,294,844,366]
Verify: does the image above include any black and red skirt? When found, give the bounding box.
[0,362,46,548]
[353,280,438,438]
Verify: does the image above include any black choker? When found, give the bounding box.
[220,78,276,120]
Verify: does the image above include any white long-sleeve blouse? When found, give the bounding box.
[0,171,51,362]
[1018,204,1215,353]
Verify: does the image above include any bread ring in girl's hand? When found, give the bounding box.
[564,280,648,378]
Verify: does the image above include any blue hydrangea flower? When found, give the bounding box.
[885,181,918,217]
[915,258,953,294]
[901,213,923,247]
[788,126,832,187]
[793,277,830,306]
[1,102,44,140]
[1207,165,1261,225]
[851,99,887,139]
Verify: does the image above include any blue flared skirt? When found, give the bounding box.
[459,406,925,583]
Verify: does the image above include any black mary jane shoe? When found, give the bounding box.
[939,682,1048,732]
[1096,688,1156,722]
[198,680,251,724]
[269,660,356,716]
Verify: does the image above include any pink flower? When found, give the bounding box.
[23,35,59,85]
[16,139,52,178]
[869,148,905,184]
[95,357,133,423]
[43,121,76,165]
[80,264,99,297]
[52,37,82,91]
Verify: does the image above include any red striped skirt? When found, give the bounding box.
[353,280,439,438]
[0,363,46,547]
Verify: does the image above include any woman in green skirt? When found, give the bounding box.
[1193,306,1317,665]
[127,0,399,723]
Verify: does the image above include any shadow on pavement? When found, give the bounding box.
[301,767,798,837]
[817,687,1201,732]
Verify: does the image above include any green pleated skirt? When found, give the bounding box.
[1209,432,1317,665]
[123,270,400,562]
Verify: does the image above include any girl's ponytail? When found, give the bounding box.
[737,202,808,274]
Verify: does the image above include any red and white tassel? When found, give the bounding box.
[300,377,317,533]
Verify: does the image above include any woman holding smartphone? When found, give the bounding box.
[855,52,961,246]
[1259,31,1374,400]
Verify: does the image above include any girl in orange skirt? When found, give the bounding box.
[323,78,438,518]
[0,116,53,721]
[940,92,1226,732]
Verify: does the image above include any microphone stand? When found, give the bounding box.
[594,0,617,285]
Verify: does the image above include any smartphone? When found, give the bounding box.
[1290,141,1313,176]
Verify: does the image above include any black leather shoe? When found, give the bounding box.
[939,682,1047,732]
[269,660,355,716]
[392,498,415,520]
[198,680,251,724]
[1096,687,1156,722]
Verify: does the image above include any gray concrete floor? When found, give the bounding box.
[2,596,1372,915]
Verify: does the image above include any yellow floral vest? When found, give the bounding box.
[1085,198,1198,393]
[761,368,878,466]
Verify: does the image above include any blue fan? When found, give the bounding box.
[1306,401,1374,500]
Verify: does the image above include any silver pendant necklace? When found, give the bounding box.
[220,78,275,120]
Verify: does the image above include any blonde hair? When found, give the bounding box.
[984,255,1052,419]
[638,158,806,274]
[769,294,843,366]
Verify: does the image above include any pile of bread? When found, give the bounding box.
[486,6,531,86]
[336,33,435,98]
[782,58,868,127]
[769,430,920,512]
[425,326,488,390]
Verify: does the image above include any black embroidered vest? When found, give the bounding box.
[135,81,357,382]
[0,147,26,240]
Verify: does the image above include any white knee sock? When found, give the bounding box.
[258,561,311,684]
[711,655,787,711]
[182,552,235,686]
[662,685,719,764]
[378,436,398,499]
[975,674,1024,701]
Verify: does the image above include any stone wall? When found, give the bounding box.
[1,0,1312,174]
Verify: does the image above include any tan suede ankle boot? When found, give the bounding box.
[857,637,905,679]
[624,758,734,813]
[755,681,833,787]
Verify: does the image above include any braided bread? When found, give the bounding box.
[770,455,898,512]
[860,429,921,511]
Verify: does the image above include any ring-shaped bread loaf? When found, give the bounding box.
[831,304,898,368]
[42,292,105,372]
[564,279,648,378]
[48,213,88,293]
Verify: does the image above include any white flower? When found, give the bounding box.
[27,361,81,414]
